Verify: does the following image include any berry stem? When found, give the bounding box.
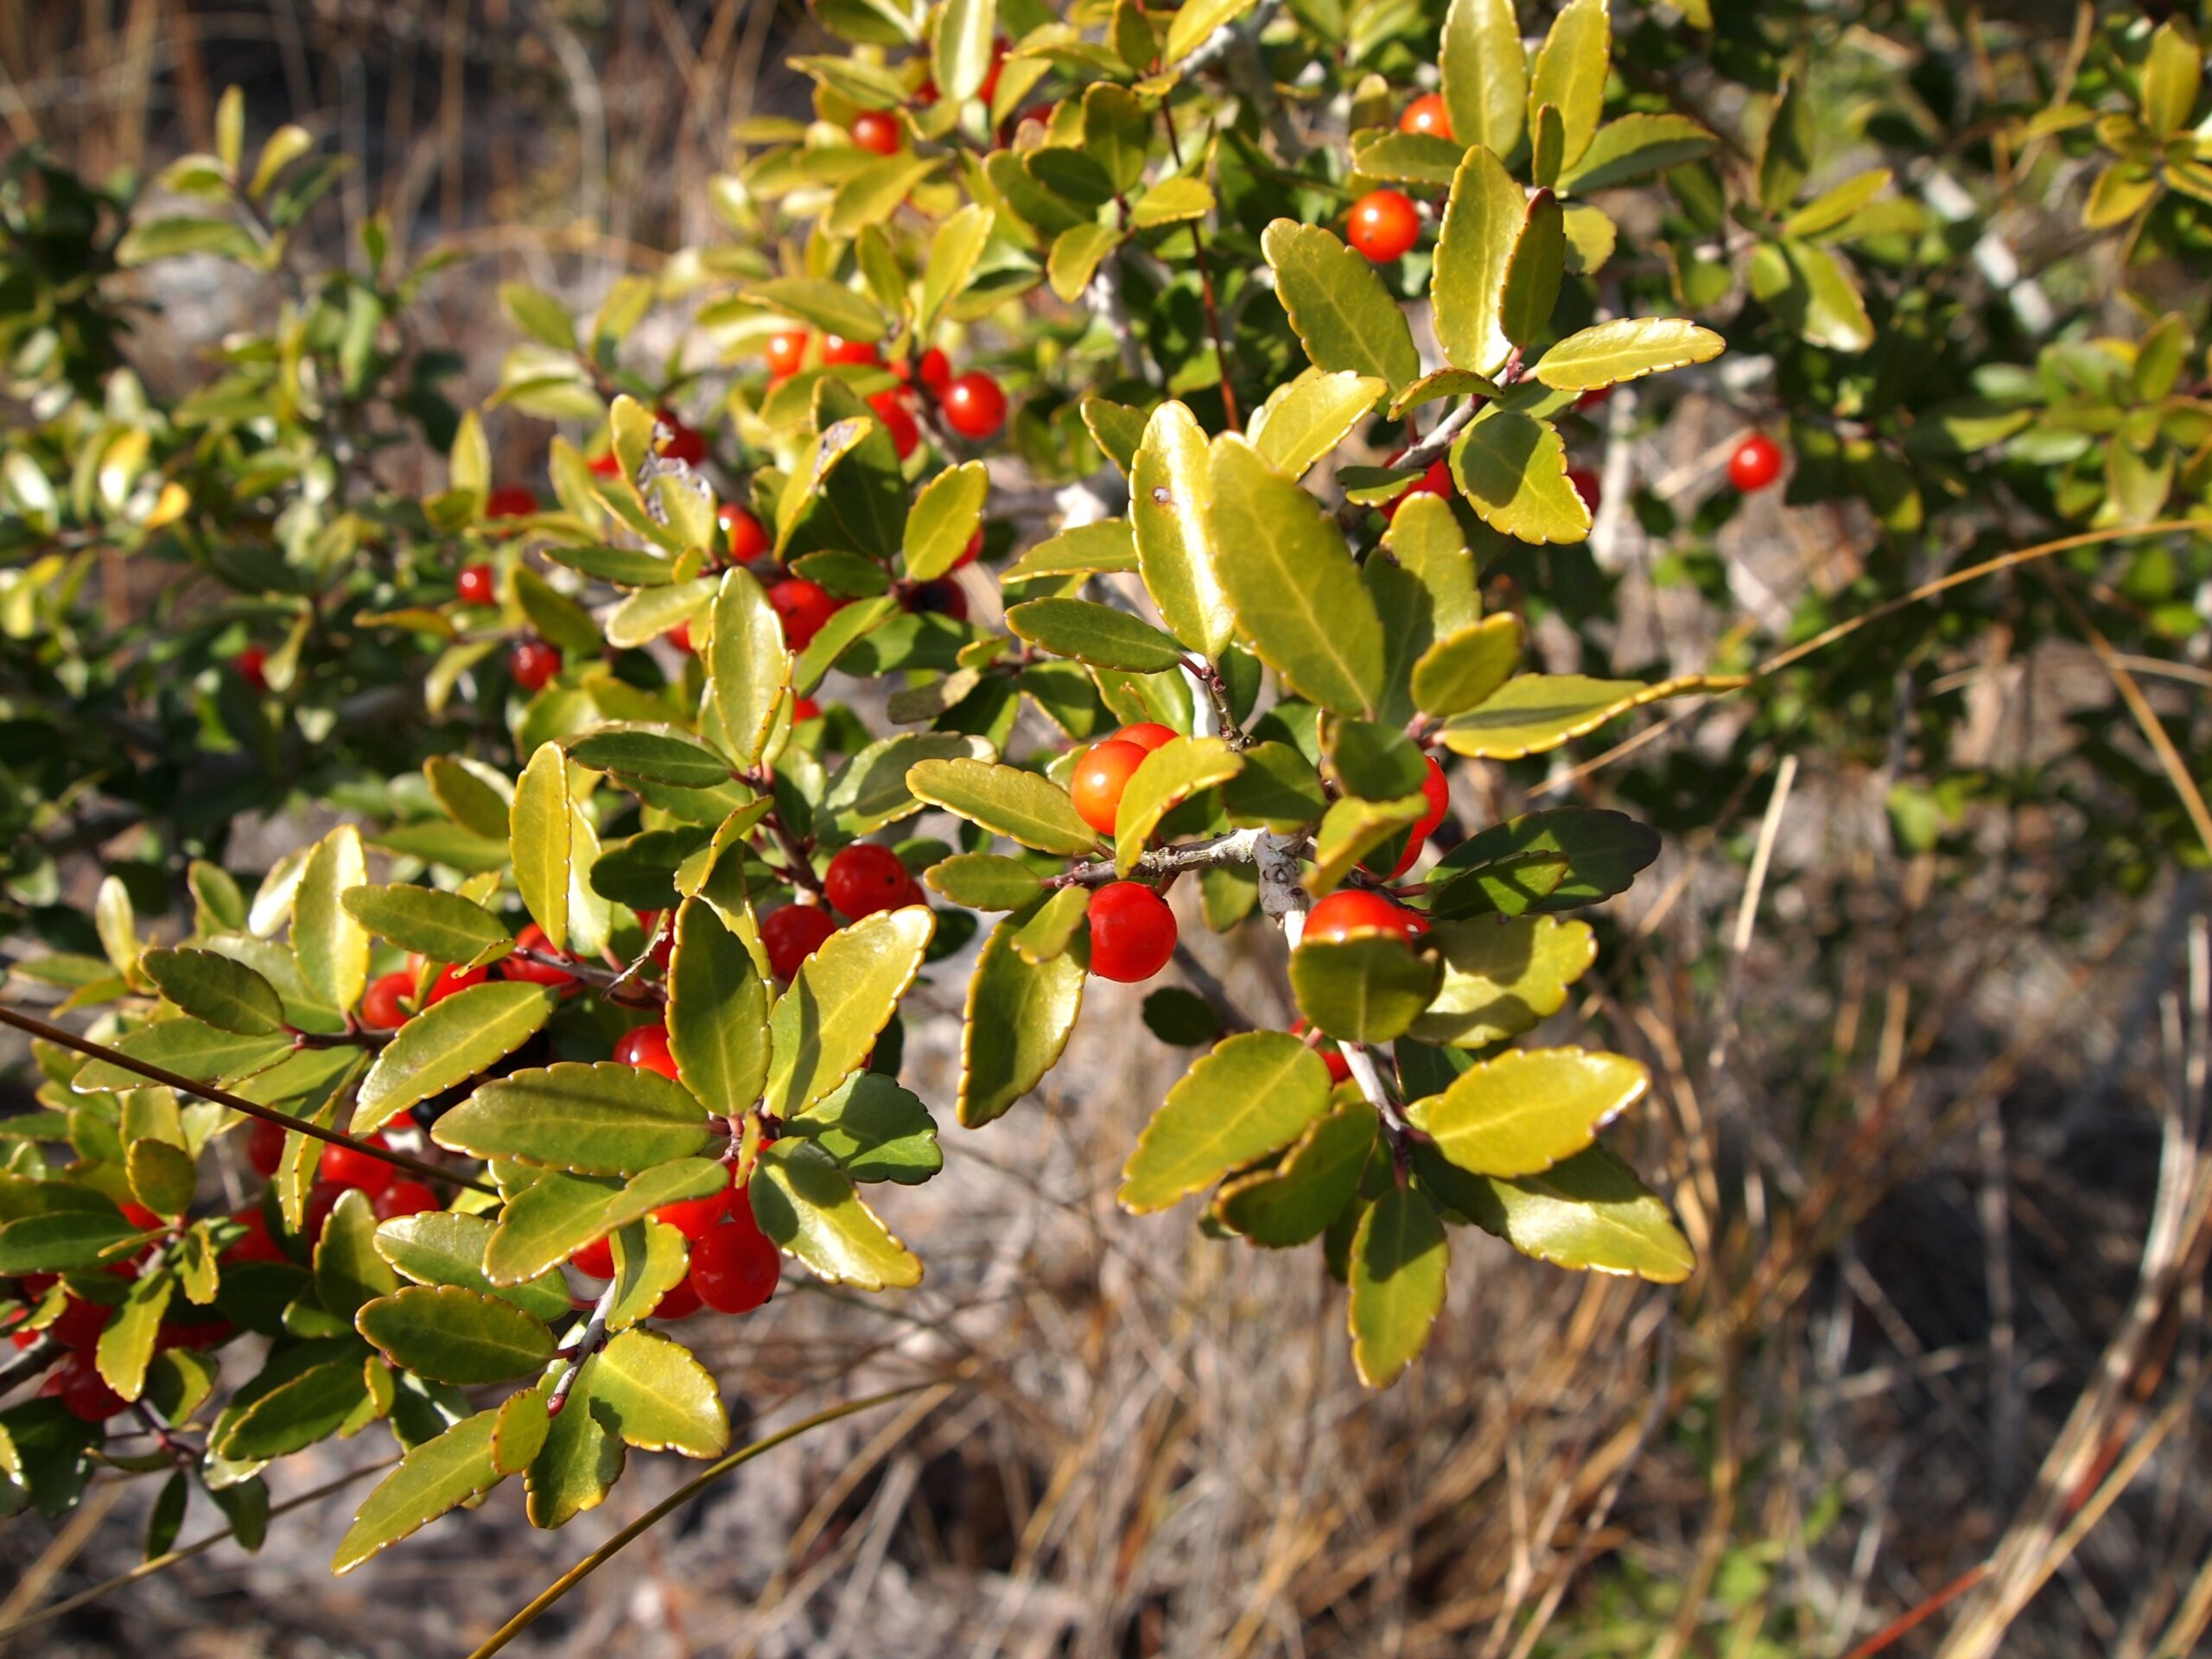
[1180,657,1250,750]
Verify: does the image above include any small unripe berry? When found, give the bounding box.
[1399,93,1452,140]
[1727,432,1785,492]
[1347,190,1421,263]
[1070,739,1148,836]
[511,639,563,692]
[760,904,838,980]
[614,1022,680,1082]
[767,578,843,650]
[825,843,915,920]
[1087,881,1178,982]
[456,563,498,606]
[850,111,903,156]
[941,372,1007,441]
[361,970,412,1030]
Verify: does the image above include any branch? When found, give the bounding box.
[0,1003,498,1197]
[0,1334,60,1395]
[548,1280,618,1417]
[1046,824,1302,889]
[1181,656,1251,749]
[1336,397,1483,530]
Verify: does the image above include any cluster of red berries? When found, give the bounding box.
[1063,721,1183,983]
[569,1028,782,1316]
[763,327,1007,450]
[9,1228,239,1421]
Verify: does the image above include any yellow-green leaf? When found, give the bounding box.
[1440,0,1526,156]
[1432,145,1523,377]
[959,913,1086,1127]
[1249,370,1388,479]
[906,758,1100,854]
[1261,220,1421,391]
[1113,735,1244,874]
[1532,317,1725,391]
[668,897,770,1119]
[764,906,933,1118]
[1411,613,1525,717]
[355,1285,556,1384]
[294,826,370,1016]
[1348,1185,1447,1388]
[1440,671,1726,759]
[352,982,559,1135]
[590,1328,730,1457]
[708,565,791,771]
[433,1062,713,1174]
[1528,0,1610,168]
[1119,1030,1332,1212]
[1448,412,1590,544]
[1421,1143,1694,1281]
[1130,401,1236,657]
[751,1139,921,1288]
[510,742,571,952]
[1215,1099,1377,1246]
[1289,932,1442,1043]
[333,1408,504,1573]
[1411,914,1597,1047]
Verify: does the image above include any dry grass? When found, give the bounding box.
[4,5,2210,1656]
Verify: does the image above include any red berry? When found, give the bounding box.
[868,388,921,460]
[485,486,537,519]
[1383,456,1453,520]
[321,1132,395,1197]
[669,620,696,655]
[767,578,843,650]
[1727,432,1785,492]
[156,1315,233,1351]
[303,1181,346,1243]
[1070,739,1147,836]
[906,578,968,621]
[1292,1018,1353,1084]
[233,645,269,690]
[511,639,563,692]
[1568,467,1600,513]
[247,1116,287,1177]
[822,334,880,366]
[654,1164,738,1242]
[1305,889,1427,944]
[44,1352,124,1422]
[1368,755,1451,879]
[423,962,489,1007]
[118,1202,162,1233]
[1110,722,1177,753]
[913,78,939,107]
[375,1179,441,1221]
[979,39,1008,105]
[941,372,1007,441]
[719,501,770,562]
[825,843,914,920]
[651,1274,703,1320]
[851,111,903,156]
[1400,93,1452,140]
[766,329,810,378]
[501,921,578,988]
[1347,189,1421,263]
[913,347,953,395]
[1087,881,1177,983]
[361,970,412,1030]
[1575,385,1613,412]
[633,909,676,971]
[222,1206,288,1266]
[760,905,838,980]
[457,563,498,606]
[570,1235,616,1279]
[791,696,821,722]
[589,452,622,478]
[690,1192,782,1313]
[614,1022,680,1082]
[656,413,706,465]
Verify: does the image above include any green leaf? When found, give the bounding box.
[1113,735,1244,874]
[569,727,734,791]
[356,1286,556,1384]
[73,1023,291,1094]
[925,853,1045,910]
[1408,1045,1644,1179]
[590,1328,730,1458]
[1348,1185,1448,1387]
[525,1357,625,1528]
[933,0,999,100]
[1322,717,1427,800]
[1411,914,1597,1047]
[668,899,770,1121]
[1004,519,1141,579]
[1083,82,1150,193]
[95,1268,173,1401]
[1164,0,1255,64]
[1222,741,1329,830]
[752,1139,920,1288]
[340,886,514,971]
[1350,130,1468,188]
[825,733,996,836]
[1748,238,1874,353]
[2142,18,2202,139]
[598,1161,728,1236]
[785,1073,942,1183]
[604,1219,690,1332]
[1289,934,1442,1043]
[511,742,572,953]
[1432,145,1523,376]
[1440,0,1526,156]
[126,1139,197,1218]
[958,913,1086,1127]
[1130,401,1236,658]
[1081,397,1147,475]
[919,204,995,340]
[1412,613,1525,717]
[294,827,370,1017]
[907,758,1100,854]
[766,906,933,1118]
[1533,318,1724,391]
[1006,597,1188,672]
[219,1359,372,1461]
[499,281,578,353]
[1449,413,1590,544]
[332,1408,504,1573]
[1048,222,1122,303]
[1216,1099,1376,1246]
[1128,175,1215,227]
[116,216,260,266]
[484,1171,624,1286]
[1561,201,1616,273]
[1306,793,1428,895]
[1758,78,1813,213]
[1010,883,1092,963]
[1498,191,1564,347]
[1249,370,1388,479]
[435,1063,712,1174]
[493,1388,553,1476]
[373,1211,572,1320]
[1207,435,1384,716]
[1432,808,1657,914]
[903,461,989,582]
[1527,0,1609,168]
[316,1187,399,1320]
[352,983,559,1135]
[1261,220,1420,391]
[1557,112,1716,193]
[1421,1142,1693,1281]
[744,276,887,342]
[827,154,943,238]
[139,949,287,1035]
[512,565,605,658]
[1119,1031,1332,1212]
[1440,671,1721,759]
[708,566,792,772]
[0,1210,140,1273]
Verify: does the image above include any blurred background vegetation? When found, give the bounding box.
[3,2,2209,1656]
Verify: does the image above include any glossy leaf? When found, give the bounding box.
[139,949,286,1035]
[958,912,1086,1127]
[352,983,558,1135]
[1114,735,1243,874]
[1411,613,1525,717]
[1348,1185,1448,1388]
[373,1211,572,1321]
[1449,413,1590,544]
[668,898,770,1120]
[925,853,1045,910]
[785,1072,942,1183]
[1006,597,1188,672]
[1432,808,1659,913]
[906,757,1100,854]
[1440,671,1722,759]
[1440,0,1526,156]
[332,1408,504,1573]
[355,1286,556,1384]
[1120,1031,1333,1212]
[708,566,791,770]
[1221,741,1329,830]
[435,1063,713,1174]
[1412,914,1597,1047]
[510,742,572,952]
[589,1328,729,1457]
[340,886,514,970]
[903,461,989,581]
[1289,934,1441,1043]
[483,1171,624,1286]
[1262,220,1420,391]
[1215,1098,1376,1246]
[752,1139,922,1288]
[1408,1046,1645,1179]
[293,827,371,1017]
[1421,1143,1694,1282]
[1533,317,1724,391]
[1560,113,1717,194]
[1432,145,1522,377]
[1130,401,1236,658]
[765,905,933,1118]
[1527,0,1609,168]
[1249,371,1388,479]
